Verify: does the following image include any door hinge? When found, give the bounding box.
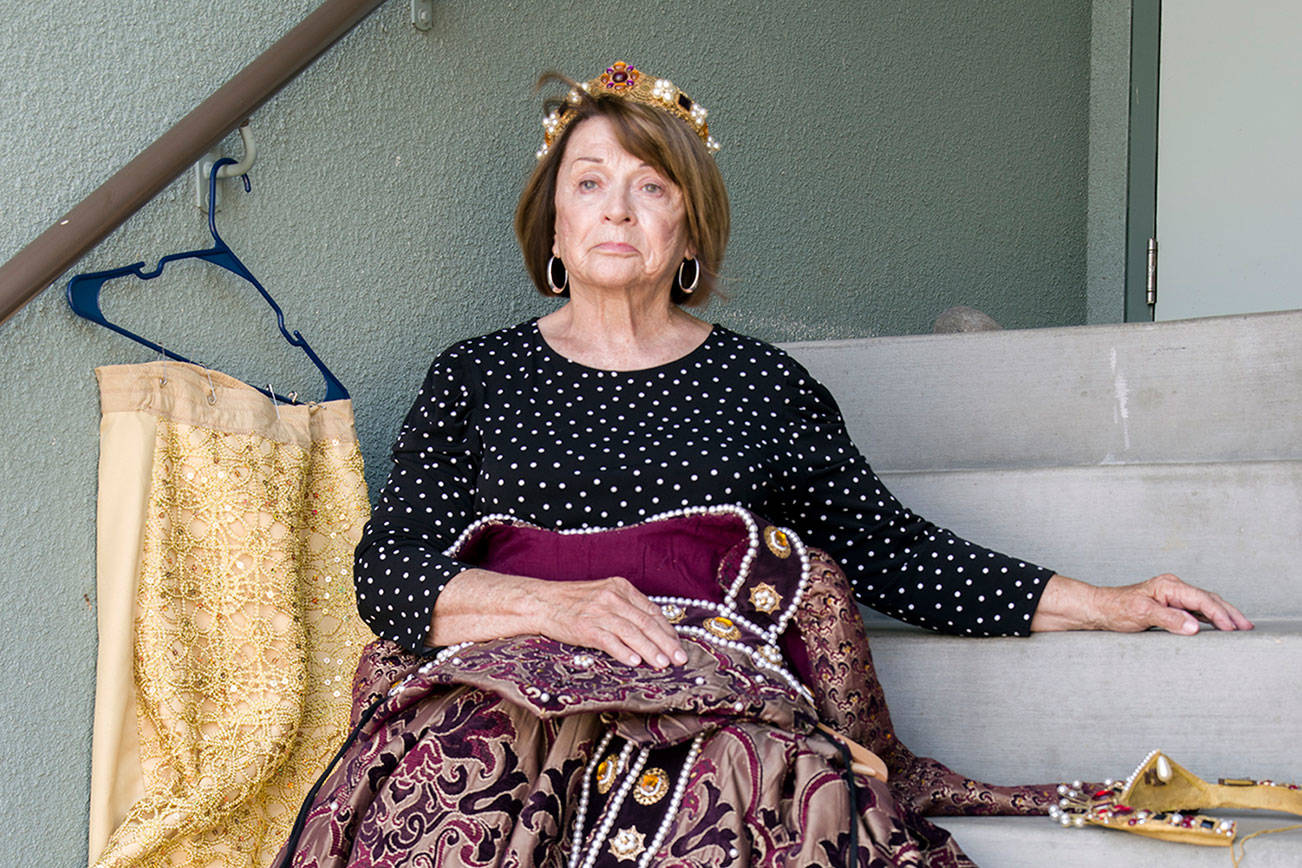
[1146,237,1158,307]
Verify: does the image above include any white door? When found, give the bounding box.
[1154,0,1302,320]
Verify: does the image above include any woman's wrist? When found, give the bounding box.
[426,568,543,646]
[1028,574,1104,632]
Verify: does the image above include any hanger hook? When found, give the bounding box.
[207,157,253,242]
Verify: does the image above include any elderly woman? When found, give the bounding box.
[279,63,1250,868]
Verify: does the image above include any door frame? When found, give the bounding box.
[1124,0,1160,322]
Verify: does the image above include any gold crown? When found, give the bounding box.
[537,62,719,159]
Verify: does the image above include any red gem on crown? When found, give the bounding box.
[600,61,639,90]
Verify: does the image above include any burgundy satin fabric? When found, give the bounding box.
[460,513,744,604]
[457,512,818,685]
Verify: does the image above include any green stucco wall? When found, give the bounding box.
[0,1,1091,861]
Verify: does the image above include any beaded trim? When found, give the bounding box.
[570,731,621,868]
[446,504,811,640]
[446,505,814,704]
[573,744,651,868]
[1049,779,1237,840]
[636,733,705,868]
[1049,750,1239,842]
[537,61,719,159]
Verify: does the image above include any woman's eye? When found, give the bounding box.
[642,182,663,194]
[578,179,598,191]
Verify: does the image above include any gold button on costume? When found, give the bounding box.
[749,582,783,614]
[608,827,647,861]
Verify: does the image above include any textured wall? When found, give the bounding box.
[0,1,1089,862]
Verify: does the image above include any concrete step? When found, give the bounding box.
[785,310,1302,471]
[876,460,1302,617]
[935,815,1302,867]
[863,618,1302,784]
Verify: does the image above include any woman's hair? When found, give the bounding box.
[514,75,730,306]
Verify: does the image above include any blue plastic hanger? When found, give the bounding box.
[66,158,348,405]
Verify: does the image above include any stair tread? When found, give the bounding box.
[860,619,1302,782]
[933,815,1302,867]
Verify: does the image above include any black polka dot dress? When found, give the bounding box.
[355,320,1053,651]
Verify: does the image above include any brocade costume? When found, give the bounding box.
[355,320,1054,654]
[280,509,1060,868]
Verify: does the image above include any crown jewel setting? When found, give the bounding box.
[537,62,719,159]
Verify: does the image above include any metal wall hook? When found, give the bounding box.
[215,122,257,179]
[196,123,255,212]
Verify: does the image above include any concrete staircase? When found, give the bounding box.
[785,310,1302,865]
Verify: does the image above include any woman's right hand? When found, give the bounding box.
[530,575,689,668]
[428,568,688,669]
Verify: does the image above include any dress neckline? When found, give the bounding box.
[529,317,719,375]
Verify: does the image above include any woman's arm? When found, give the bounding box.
[770,360,1052,636]
[1029,573,1253,633]
[770,355,1255,637]
[427,568,687,668]
[353,353,484,651]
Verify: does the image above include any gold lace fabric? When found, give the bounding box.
[90,362,375,867]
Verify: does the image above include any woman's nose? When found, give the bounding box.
[602,188,633,222]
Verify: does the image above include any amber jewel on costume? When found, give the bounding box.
[537,61,720,158]
[764,525,792,558]
[633,768,670,805]
[705,616,742,641]
[595,755,618,794]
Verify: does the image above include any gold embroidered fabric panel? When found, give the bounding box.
[91,363,373,868]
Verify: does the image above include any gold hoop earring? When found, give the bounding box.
[547,256,568,295]
[676,258,700,294]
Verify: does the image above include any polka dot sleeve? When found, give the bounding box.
[770,362,1054,636]
[353,351,481,652]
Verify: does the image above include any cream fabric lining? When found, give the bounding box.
[89,362,374,867]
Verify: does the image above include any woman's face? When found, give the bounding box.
[552,116,693,297]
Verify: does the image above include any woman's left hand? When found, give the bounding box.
[1030,573,1254,634]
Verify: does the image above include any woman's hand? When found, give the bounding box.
[427,568,688,669]
[528,576,689,668]
[1030,573,1254,634]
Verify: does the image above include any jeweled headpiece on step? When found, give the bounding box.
[537,61,719,159]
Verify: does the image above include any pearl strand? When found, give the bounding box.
[447,504,757,559]
[636,733,707,868]
[674,625,813,703]
[429,640,474,668]
[568,729,617,868]
[721,507,761,601]
[1123,748,1164,792]
[447,508,816,646]
[649,594,771,639]
[576,744,651,868]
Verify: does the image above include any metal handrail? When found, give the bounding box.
[0,0,388,326]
